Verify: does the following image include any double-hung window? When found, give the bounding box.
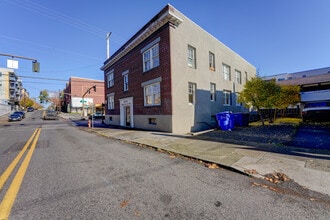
[142,77,162,106]
[107,94,114,110]
[223,90,231,106]
[209,52,215,71]
[222,64,231,81]
[107,70,114,88]
[123,71,129,91]
[143,44,159,72]
[235,70,241,84]
[188,82,196,104]
[188,45,196,68]
[235,92,241,106]
[144,82,161,106]
[210,83,216,101]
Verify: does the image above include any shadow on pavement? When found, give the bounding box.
[154,123,330,160]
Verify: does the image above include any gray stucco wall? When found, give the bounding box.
[169,8,256,133]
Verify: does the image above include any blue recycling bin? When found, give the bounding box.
[233,113,249,127]
[216,111,235,130]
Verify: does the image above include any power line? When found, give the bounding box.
[3,0,126,44]
[0,34,103,62]
[1,73,104,84]
[5,0,105,37]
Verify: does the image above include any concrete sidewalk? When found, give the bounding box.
[61,113,329,195]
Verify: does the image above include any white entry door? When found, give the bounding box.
[119,97,134,128]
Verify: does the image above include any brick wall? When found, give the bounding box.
[69,77,105,105]
[105,24,172,116]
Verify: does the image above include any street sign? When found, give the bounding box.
[80,100,86,103]
[7,59,18,69]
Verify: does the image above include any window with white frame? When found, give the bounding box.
[235,70,241,84]
[143,44,159,72]
[209,52,215,71]
[123,73,128,91]
[107,70,114,88]
[107,94,114,110]
[144,82,161,106]
[188,82,196,104]
[223,90,231,106]
[188,45,196,68]
[210,83,216,101]
[222,64,231,81]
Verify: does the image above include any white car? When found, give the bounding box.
[302,101,330,122]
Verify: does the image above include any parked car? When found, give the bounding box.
[302,101,330,122]
[27,107,34,112]
[88,113,105,120]
[43,110,58,120]
[13,111,25,119]
[8,113,22,122]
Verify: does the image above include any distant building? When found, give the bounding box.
[101,4,256,133]
[0,68,23,110]
[264,67,330,103]
[62,77,105,116]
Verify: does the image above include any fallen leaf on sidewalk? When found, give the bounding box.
[206,163,219,169]
[134,210,141,216]
[264,172,290,184]
[120,200,130,208]
[244,169,258,174]
[169,155,176,159]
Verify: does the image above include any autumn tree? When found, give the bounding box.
[20,96,34,109]
[239,77,301,125]
[272,85,300,120]
[49,96,61,111]
[238,77,280,125]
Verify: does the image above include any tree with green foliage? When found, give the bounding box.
[238,77,280,125]
[239,77,301,125]
[39,90,49,104]
[272,85,300,121]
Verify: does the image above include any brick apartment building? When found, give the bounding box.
[62,77,104,116]
[101,4,256,133]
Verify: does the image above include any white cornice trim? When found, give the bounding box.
[101,9,182,71]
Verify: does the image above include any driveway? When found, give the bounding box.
[287,123,330,150]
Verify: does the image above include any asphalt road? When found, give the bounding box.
[0,111,329,219]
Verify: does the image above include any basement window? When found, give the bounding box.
[148,118,157,125]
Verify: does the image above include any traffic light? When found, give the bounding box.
[93,85,96,92]
[32,60,40,72]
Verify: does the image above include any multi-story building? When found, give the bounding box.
[101,4,256,133]
[62,77,105,116]
[0,68,23,110]
[264,67,330,103]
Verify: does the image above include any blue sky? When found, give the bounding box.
[0,0,329,99]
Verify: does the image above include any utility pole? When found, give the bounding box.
[81,85,96,119]
[106,32,111,59]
